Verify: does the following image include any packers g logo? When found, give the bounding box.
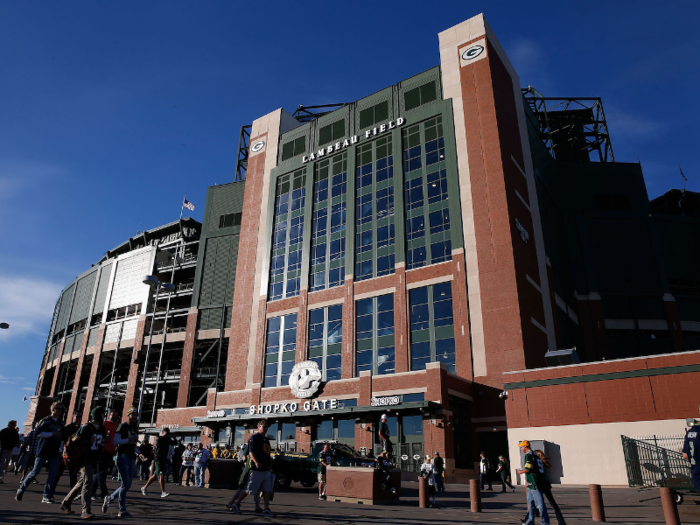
[289,360,323,399]
[263,443,271,454]
[462,44,484,61]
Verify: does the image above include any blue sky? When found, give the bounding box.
[0,0,698,427]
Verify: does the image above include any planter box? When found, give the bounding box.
[326,466,401,505]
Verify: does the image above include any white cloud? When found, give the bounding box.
[0,275,63,339]
[607,110,668,141]
[506,38,553,92]
[21,387,35,392]
[0,161,67,207]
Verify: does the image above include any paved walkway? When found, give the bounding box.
[0,474,698,524]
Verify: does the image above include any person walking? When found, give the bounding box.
[479,451,492,491]
[420,454,437,507]
[16,402,65,503]
[101,407,139,517]
[138,439,153,480]
[141,428,171,498]
[432,451,445,493]
[318,443,333,500]
[226,443,261,513]
[497,455,515,493]
[18,422,39,482]
[11,433,22,474]
[516,440,550,525]
[179,443,195,486]
[229,419,275,517]
[0,420,21,482]
[535,450,566,525]
[193,442,210,488]
[683,411,700,492]
[379,414,393,460]
[92,409,118,502]
[59,406,107,519]
[51,409,83,497]
[172,440,185,482]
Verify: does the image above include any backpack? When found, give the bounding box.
[63,431,89,468]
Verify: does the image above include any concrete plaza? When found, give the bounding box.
[0,475,698,524]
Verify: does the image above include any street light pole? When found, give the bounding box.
[137,276,174,427]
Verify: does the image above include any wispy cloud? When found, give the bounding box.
[606,108,668,141]
[506,38,554,92]
[0,275,63,339]
[21,387,35,392]
[0,161,67,207]
[0,374,24,385]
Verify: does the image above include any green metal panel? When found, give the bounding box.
[92,262,113,316]
[56,283,76,333]
[69,269,97,325]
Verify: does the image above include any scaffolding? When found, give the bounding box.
[523,86,614,163]
[292,103,348,123]
[233,125,251,182]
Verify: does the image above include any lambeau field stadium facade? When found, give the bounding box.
[27,14,700,485]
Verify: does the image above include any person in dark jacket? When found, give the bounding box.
[50,409,82,498]
[16,403,65,503]
[141,427,172,498]
[59,406,107,519]
[0,419,21,482]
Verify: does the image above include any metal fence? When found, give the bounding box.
[373,442,424,473]
[621,434,692,491]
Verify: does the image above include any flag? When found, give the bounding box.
[183,199,195,211]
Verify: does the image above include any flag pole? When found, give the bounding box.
[180,195,186,220]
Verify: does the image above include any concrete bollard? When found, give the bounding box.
[589,484,606,522]
[470,478,482,513]
[659,487,680,525]
[418,476,429,508]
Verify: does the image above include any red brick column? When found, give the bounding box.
[296,425,312,453]
[48,338,67,397]
[394,266,409,374]
[177,308,200,408]
[66,329,91,421]
[82,327,106,425]
[451,253,473,380]
[121,315,147,421]
[342,277,355,379]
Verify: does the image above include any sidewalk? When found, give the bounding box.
[0,476,698,524]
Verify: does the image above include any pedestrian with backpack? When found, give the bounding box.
[15,402,65,503]
[59,406,107,519]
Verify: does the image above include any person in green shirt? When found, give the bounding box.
[516,440,549,525]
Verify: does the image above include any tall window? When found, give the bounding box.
[359,101,389,129]
[355,136,395,282]
[356,294,395,376]
[264,314,297,388]
[404,80,437,111]
[308,305,342,381]
[269,169,306,300]
[409,282,455,372]
[281,136,306,161]
[319,120,345,146]
[403,116,451,270]
[310,154,347,292]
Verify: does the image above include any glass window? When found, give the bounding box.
[319,119,345,147]
[308,305,343,382]
[405,178,424,210]
[359,101,389,129]
[407,246,427,270]
[356,294,395,376]
[409,284,455,372]
[406,215,425,241]
[427,169,448,204]
[404,81,437,112]
[316,420,333,441]
[264,313,297,388]
[281,136,306,161]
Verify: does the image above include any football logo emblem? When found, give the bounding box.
[289,360,323,399]
[461,44,484,61]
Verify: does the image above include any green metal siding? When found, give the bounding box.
[92,262,113,316]
[56,284,76,333]
[69,270,97,324]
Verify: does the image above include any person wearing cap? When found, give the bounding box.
[379,414,393,460]
[102,407,139,517]
[682,405,700,492]
[420,454,437,507]
[16,402,65,504]
[432,451,445,492]
[516,440,550,525]
[60,406,107,519]
[92,408,119,502]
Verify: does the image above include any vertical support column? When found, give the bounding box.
[48,339,67,397]
[82,327,106,425]
[296,289,309,363]
[121,315,147,421]
[663,295,686,352]
[394,266,409,374]
[177,308,200,408]
[341,277,355,379]
[66,329,91,421]
[451,255,473,380]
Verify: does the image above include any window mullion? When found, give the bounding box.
[277,316,284,387]
[322,307,328,381]
[428,286,436,362]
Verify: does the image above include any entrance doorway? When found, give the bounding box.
[373,414,424,473]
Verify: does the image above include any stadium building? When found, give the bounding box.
[27,14,700,484]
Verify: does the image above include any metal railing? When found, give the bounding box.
[621,434,692,490]
[373,442,424,473]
